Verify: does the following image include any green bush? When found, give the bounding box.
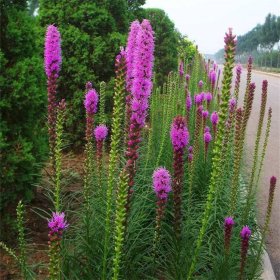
[0,2,47,216]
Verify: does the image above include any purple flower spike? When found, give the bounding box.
[130,19,154,128]
[185,74,190,83]
[204,131,212,143]
[211,111,219,125]
[94,125,108,142]
[44,25,62,78]
[224,217,234,227]
[153,167,172,200]
[126,20,141,92]
[170,116,189,151]
[48,212,68,235]
[198,80,203,88]
[205,92,212,103]
[210,70,216,85]
[84,89,99,114]
[204,126,210,133]
[224,216,234,253]
[240,226,251,240]
[229,98,236,112]
[179,61,184,77]
[202,110,209,119]
[236,64,242,75]
[186,94,192,111]
[194,94,203,105]
[188,146,193,153]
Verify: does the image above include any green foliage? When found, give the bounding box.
[0,2,47,217]
[145,8,179,86]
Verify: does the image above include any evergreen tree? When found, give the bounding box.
[0,0,47,219]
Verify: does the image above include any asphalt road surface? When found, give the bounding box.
[238,69,280,279]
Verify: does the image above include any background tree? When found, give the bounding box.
[0,0,47,230]
[145,8,179,86]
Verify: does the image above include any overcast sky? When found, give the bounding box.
[144,0,280,54]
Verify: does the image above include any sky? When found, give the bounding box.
[144,0,280,54]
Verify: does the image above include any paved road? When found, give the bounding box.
[239,69,280,279]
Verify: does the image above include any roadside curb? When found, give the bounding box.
[262,250,276,280]
[252,69,280,78]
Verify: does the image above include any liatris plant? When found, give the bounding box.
[16,201,28,279]
[229,107,244,215]
[125,19,154,213]
[54,99,66,212]
[125,21,141,138]
[99,81,107,124]
[198,80,203,92]
[185,74,190,88]
[256,108,272,186]
[188,145,193,164]
[224,217,234,255]
[194,93,203,106]
[102,50,127,279]
[179,60,184,77]
[48,212,68,280]
[44,25,62,167]
[152,167,172,257]
[239,226,251,280]
[210,111,219,140]
[186,92,192,124]
[251,176,277,278]
[202,109,209,133]
[243,80,268,223]
[186,93,192,125]
[188,28,237,280]
[170,116,188,236]
[209,69,216,93]
[83,87,99,204]
[112,171,129,280]
[84,88,99,142]
[243,56,253,107]
[94,124,108,182]
[203,128,212,161]
[234,64,242,103]
[205,92,212,110]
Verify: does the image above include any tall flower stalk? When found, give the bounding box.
[224,217,234,255]
[255,108,272,186]
[187,28,237,280]
[83,87,98,205]
[16,201,28,279]
[170,116,188,237]
[125,19,154,214]
[44,25,62,168]
[251,176,277,278]
[230,83,255,215]
[243,56,253,107]
[99,81,107,124]
[112,171,129,280]
[54,99,66,212]
[102,50,126,280]
[94,124,108,185]
[234,64,242,103]
[152,168,172,258]
[48,212,68,280]
[239,226,251,280]
[243,80,268,223]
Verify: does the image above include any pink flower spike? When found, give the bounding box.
[152,167,172,200]
[94,125,108,142]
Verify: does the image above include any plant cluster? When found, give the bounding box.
[1,20,277,280]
